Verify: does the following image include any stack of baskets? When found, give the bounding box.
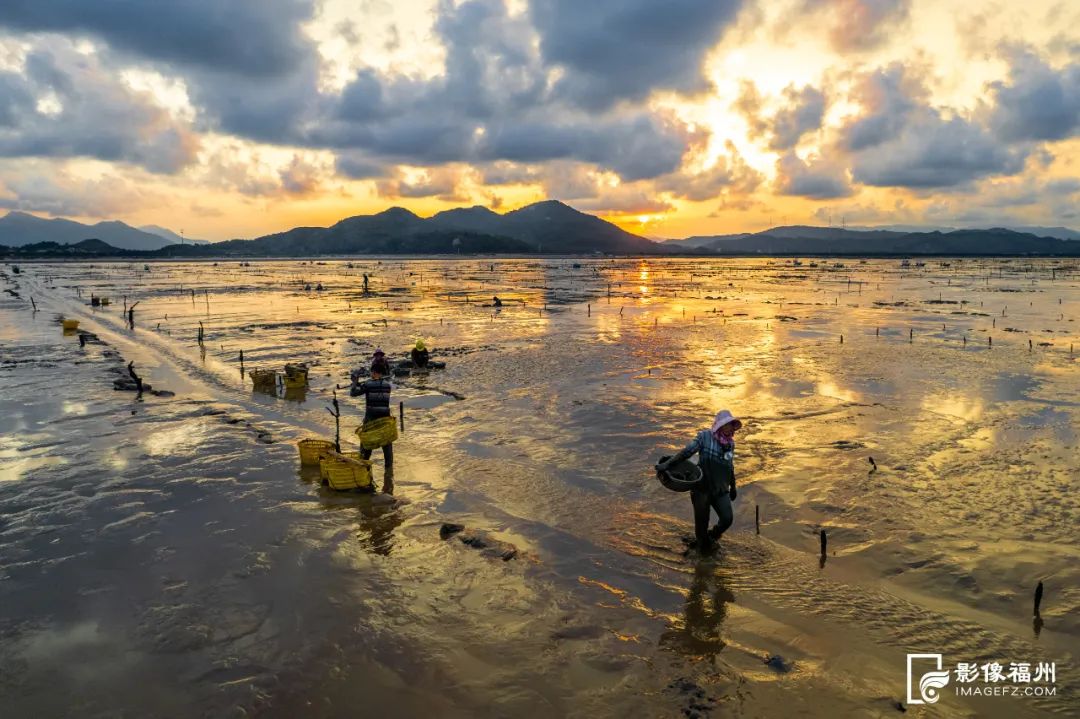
[320,453,372,490]
[296,439,372,491]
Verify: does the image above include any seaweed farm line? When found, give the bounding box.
[1,257,1078,717]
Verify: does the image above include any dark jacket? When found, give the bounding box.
[351,378,392,421]
[664,430,735,495]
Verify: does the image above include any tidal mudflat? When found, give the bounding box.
[1,258,1077,717]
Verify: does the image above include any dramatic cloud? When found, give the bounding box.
[0,38,199,173]
[849,110,1029,188]
[775,151,853,198]
[658,142,763,200]
[0,0,316,77]
[989,50,1080,141]
[769,85,827,150]
[838,63,924,151]
[734,80,827,150]
[530,0,744,110]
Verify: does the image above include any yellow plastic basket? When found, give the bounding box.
[283,373,307,389]
[62,319,80,331]
[297,438,337,466]
[284,363,309,386]
[320,455,372,490]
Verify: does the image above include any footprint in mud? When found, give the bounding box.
[439,523,518,561]
[666,677,719,718]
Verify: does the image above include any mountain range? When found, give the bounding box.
[668,225,1080,255]
[2,204,1079,257]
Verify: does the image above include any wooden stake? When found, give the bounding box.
[1034,580,1043,617]
[820,529,827,556]
[755,505,760,535]
[399,401,405,432]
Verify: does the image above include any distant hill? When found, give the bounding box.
[673,225,1080,255]
[0,212,175,250]
[138,225,210,245]
[5,206,1080,258]
[150,200,660,256]
[430,200,659,254]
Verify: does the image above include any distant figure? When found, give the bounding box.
[363,274,370,293]
[351,353,396,487]
[656,410,742,554]
[315,283,324,291]
[411,339,430,368]
[492,296,503,307]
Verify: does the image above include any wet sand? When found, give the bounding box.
[1,258,1077,717]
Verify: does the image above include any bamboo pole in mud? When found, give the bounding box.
[820,529,827,556]
[399,401,405,432]
[755,505,760,535]
[239,349,245,377]
[1034,580,1044,616]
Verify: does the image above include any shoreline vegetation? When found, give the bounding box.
[3,201,1079,259]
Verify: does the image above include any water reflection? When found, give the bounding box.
[659,564,733,659]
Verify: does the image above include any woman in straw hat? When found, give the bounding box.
[656,410,742,554]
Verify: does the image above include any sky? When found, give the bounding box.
[0,0,1077,241]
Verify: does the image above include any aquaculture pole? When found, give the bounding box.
[1034,581,1043,617]
[820,529,827,556]
[755,505,760,535]
[399,401,405,432]
[239,349,245,377]
[326,392,341,453]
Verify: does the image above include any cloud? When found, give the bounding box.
[849,109,1029,188]
[733,80,826,151]
[479,160,542,186]
[278,154,325,194]
[838,62,924,151]
[733,80,769,139]
[315,0,703,180]
[657,141,763,200]
[800,0,912,52]
[478,113,695,181]
[0,163,163,217]
[334,152,386,180]
[375,165,474,202]
[0,0,316,78]
[769,84,827,150]
[775,151,853,199]
[530,0,744,110]
[0,38,199,173]
[988,49,1080,142]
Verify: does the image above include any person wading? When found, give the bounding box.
[351,351,397,490]
[656,410,742,554]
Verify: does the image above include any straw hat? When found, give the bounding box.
[710,409,742,433]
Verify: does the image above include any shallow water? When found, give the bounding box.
[1,258,1078,717]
